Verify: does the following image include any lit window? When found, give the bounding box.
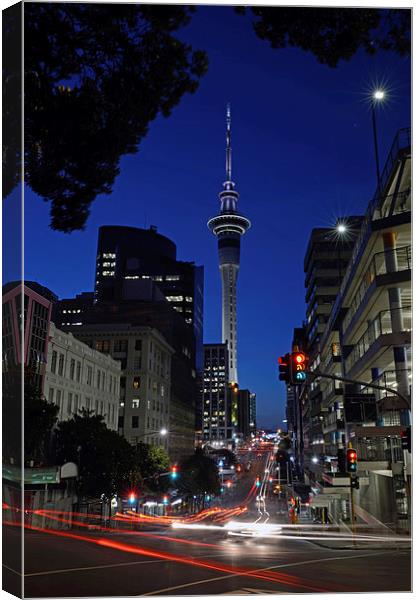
[166,296,183,302]
[132,399,140,409]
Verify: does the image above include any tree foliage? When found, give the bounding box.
[178,449,220,497]
[236,7,410,67]
[24,380,59,463]
[133,441,170,492]
[4,4,207,232]
[54,409,141,499]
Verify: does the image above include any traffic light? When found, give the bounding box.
[128,492,137,504]
[278,354,290,382]
[290,352,308,385]
[346,448,357,473]
[170,464,178,480]
[350,476,360,490]
[401,428,411,452]
[255,476,261,487]
[276,450,287,462]
[162,495,169,505]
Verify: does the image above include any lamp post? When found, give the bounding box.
[371,89,385,196]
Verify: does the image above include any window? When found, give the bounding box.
[58,354,64,376]
[69,359,75,380]
[132,416,139,429]
[120,376,126,389]
[56,389,62,409]
[48,388,54,403]
[97,370,101,389]
[76,361,81,382]
[133,356,141,370]
[67,393,73,415]
[118,416,124,429]
[74,394,79,413]
[133,376,140,390]
[95,399,99,414]
[95,340,110,353]
[51,351,57,374]
[132,398,140,409]
[135,339,142,351]
[114,340,128,352]
[86,365,92,386]
[86,397,91,410]
[120,358,127,370]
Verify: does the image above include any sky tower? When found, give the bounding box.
[208,105,251,385]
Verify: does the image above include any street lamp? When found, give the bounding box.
[371,88,386,196]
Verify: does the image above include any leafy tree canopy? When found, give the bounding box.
[236,7,410,67]
[4,4,207,232]
[133,441,170,492]
[178,449,220,497]
[54,409,141,499]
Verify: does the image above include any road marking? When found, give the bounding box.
[24,552,229,578]
[25,558,167,577]
[141,550,394,596]
[3,564,22,577]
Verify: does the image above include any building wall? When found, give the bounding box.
[65,324,174,452]
[202,343,233,445]
[44,323,121,431]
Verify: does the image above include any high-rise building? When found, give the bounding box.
[92,225,204,371]
[202,343,235,446]
[237,389,257,439]
[208,106,250,384]
[302,217,363,468]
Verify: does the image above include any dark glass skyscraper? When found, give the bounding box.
[94,225,204,371]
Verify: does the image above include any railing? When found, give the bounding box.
[321,128,411,350]
[377,188,411,219]
[342,245,411,335]
[360,369,411,402]
[345,306,412,373]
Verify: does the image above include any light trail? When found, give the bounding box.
[4,520,338,593]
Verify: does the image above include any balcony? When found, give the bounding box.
[360,369,411,411]
[342,245,411,336]
[345,306,412,374]
[321,128,411,347]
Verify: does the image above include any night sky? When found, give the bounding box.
[18,6,410,428]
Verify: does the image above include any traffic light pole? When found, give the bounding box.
[308,371,410,409]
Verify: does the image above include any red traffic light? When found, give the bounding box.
[294,353,305,364]
[346,448,357,473]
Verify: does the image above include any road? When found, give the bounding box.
[3,448,411,596]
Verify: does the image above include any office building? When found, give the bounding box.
[44,323,121,430]
[237,389,257,439]
[60,291,196,461]
[92,225,204,371]
[208,106,250,384]
[202,343,235,446]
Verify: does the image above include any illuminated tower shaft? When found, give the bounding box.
[208,106,250,384]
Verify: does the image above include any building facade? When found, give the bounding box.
[208,107,250,384]
[202,343,235,446]
[316,127,411,529]
[44,323,121,431]
[298,128,411,530]
[92,225,204,371]
[237,389,257,439]
[3,281,57,391]
[61,323,173,450]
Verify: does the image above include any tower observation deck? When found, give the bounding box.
[208,105,250,384]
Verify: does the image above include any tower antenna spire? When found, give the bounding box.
[226,103,232,182]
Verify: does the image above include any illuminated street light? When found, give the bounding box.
[312,457,319,464]
[373,89,385,101]
[336,223,347,234]
[160,428,168,436]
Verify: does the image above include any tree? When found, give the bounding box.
[133,441,170,492]
[54,409,141,499]
[3,4,207,232]
[236,7,410,68]
[24,380,59,464]
[178,449,220,497]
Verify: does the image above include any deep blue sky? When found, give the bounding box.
[21,6,411,428]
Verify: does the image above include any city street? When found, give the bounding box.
[3,450,411,596]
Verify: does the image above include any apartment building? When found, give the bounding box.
[314,127,411,529]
